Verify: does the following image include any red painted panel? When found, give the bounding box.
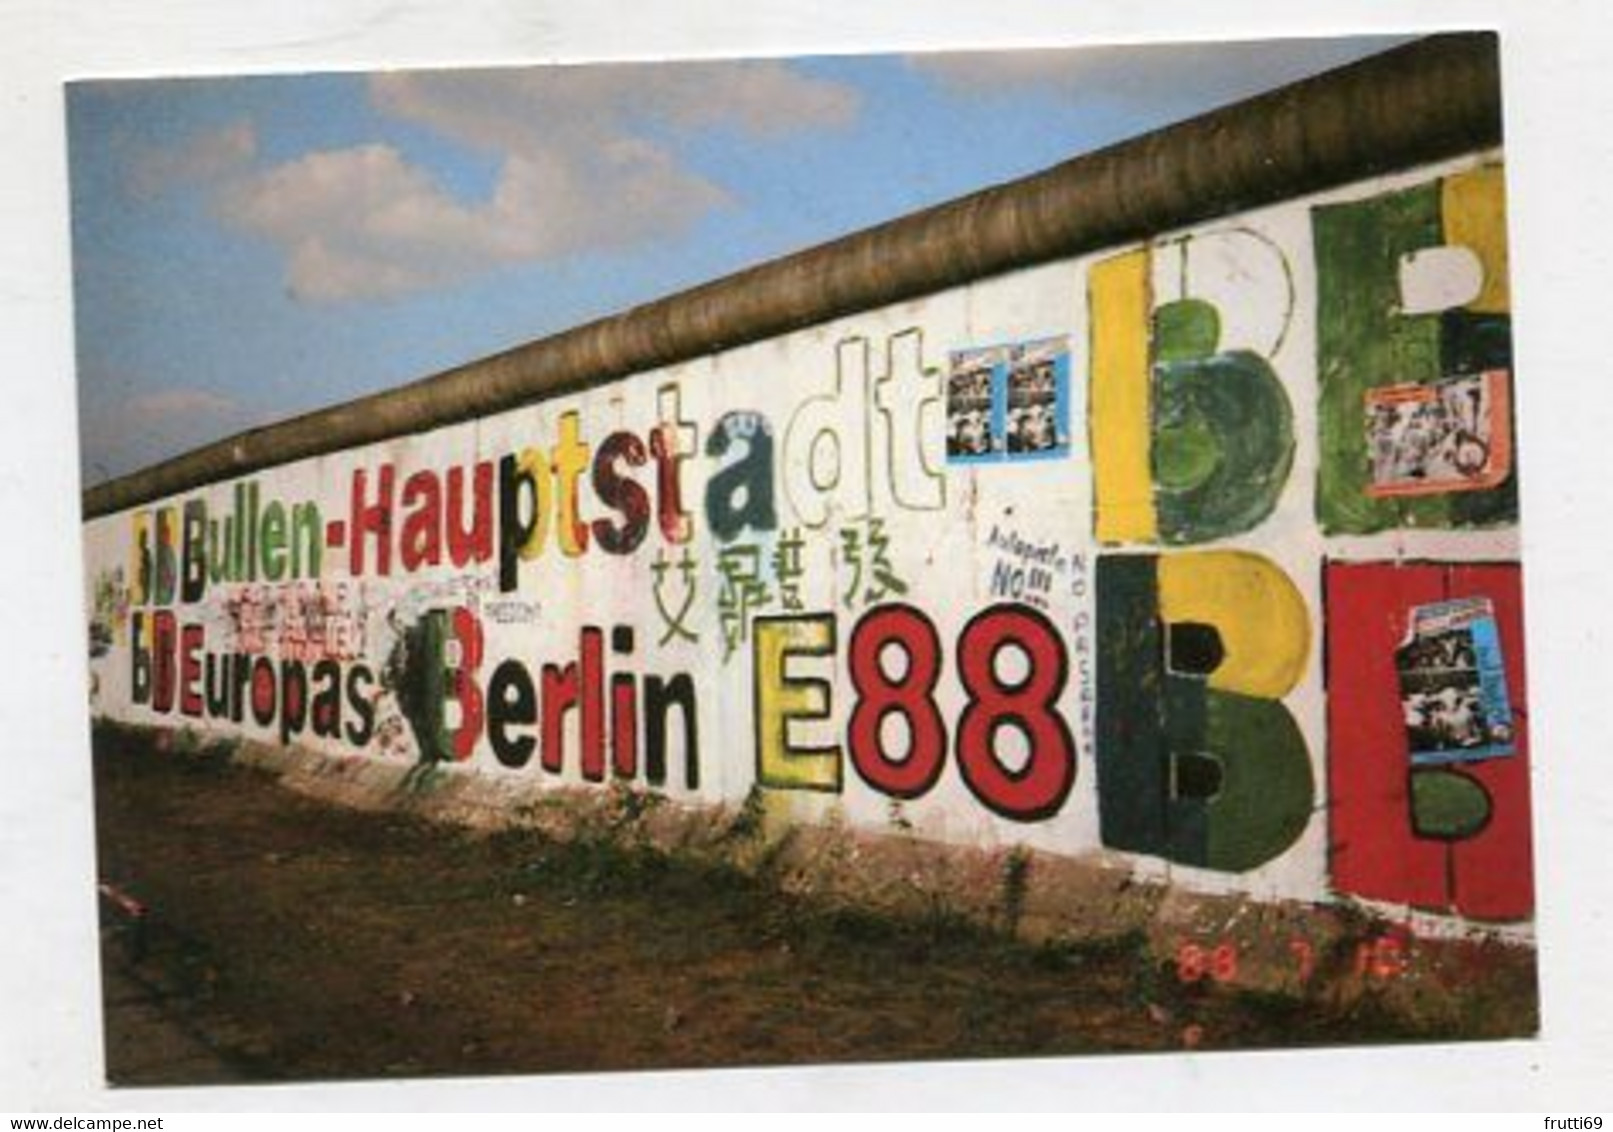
[1445,564,1533,920]
[1326,564,1449,910]
[1325,561,1532,921]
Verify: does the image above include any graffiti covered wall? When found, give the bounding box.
[80,122,1528,928]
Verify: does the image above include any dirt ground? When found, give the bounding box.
[92,725,1483,1086]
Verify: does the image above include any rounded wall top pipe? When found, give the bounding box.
[81,31,1501,520]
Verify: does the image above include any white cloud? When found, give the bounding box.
[368,61,859,145]
[908,37,1412,109]
[130,120,256,197]
[78,386,261,482]
[122,388,245,423]
[210,60,859,303]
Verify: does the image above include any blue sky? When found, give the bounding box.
[67,34,1411,482]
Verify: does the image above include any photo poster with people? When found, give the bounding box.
[1395,596,1517,767]
[1365,369,1512,497]
[945,336,1071,463]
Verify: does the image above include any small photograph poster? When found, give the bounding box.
[1364,369,1512,496]
[945,346,1001,460]
[945,337,1070,463]
[1004,339,1069,456]
[1396,596,1516,766]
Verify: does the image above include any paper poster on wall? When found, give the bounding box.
[1004,339,1070,457]
[1396,596,1516,766]
[945,346,1002,460]
[1365,370,1512,496]
[945,337,1070,464]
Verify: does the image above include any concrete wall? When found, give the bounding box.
[80,37,1530,931]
